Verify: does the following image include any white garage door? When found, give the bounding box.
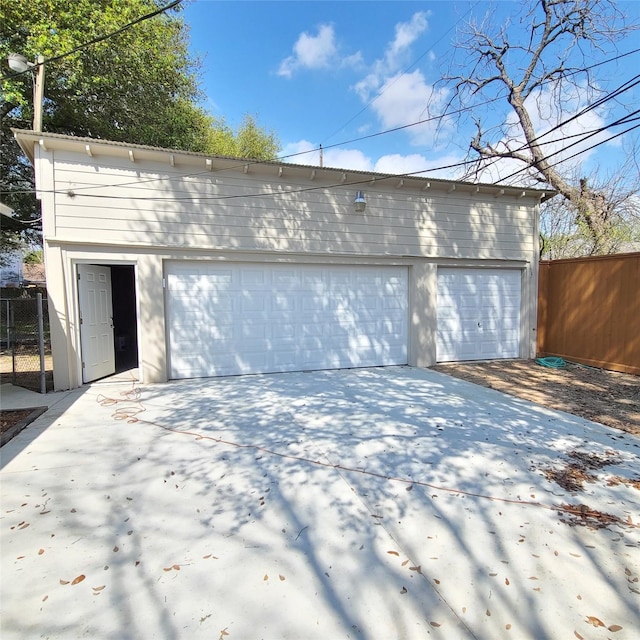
[437,268,521,362]
[166,263,408,378]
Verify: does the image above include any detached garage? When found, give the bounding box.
[15,130,549,390]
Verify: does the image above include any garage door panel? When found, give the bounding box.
[437,268,521,362]
[167,263,408,378]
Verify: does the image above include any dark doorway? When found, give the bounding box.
[110,265,138,372]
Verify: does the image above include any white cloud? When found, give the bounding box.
[388,11,429,67]
[370,71,450,147]
[322,148,373,171]
[354,11,430,100]
[277,24,361,78]
[374,151,467,180]
[280,139,321,164]
[282,140,374,171]
[281,140,468,181]
[373,153,430,176]
[351,13,448,147]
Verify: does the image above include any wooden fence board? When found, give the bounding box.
[537,253,640,375]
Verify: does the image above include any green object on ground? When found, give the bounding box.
[535,356,566,369]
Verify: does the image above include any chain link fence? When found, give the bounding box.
[1,293,52,393]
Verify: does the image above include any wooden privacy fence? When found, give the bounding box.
[537,252,640,375]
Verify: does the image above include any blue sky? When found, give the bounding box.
[182,0,640,186]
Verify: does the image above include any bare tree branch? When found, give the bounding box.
[441,0,640,255]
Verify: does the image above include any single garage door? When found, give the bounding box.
[436,268,521,362]
[166,263,408,378]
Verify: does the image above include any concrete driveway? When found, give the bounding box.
[1,366,639,639]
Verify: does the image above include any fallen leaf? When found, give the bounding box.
[400,586,407,594]
[625,568,632,576]
[72,575,85,585]
[505,578,510,585]
[92,585,105,592]
[608,625,623,632]
[203,554,212,559]
[59,579,69,585]
[113,546,119,553]
[279,574,285,581]
[433,578,440,585]
[489,572,497,576]
[505,624,512,630]
[263,575,268,581]
[529,576,538,580]
[387,551,400,556]
[172,564,181,571]
[401,560,409,566]
[220,630,229,637]
[430,621,441,627]
[19,523,30,530]
[38,549,45,555]
[42,595,48,602]
[462,607,467,614]
[554,551,559,556]
[577,594,582,600]
[406,485,413,491]
[586,617,605,628]
[574,632,584,640]
[486,609,491,617]
[570,553,581,558]
[163,567,172,572]
[409,565,422,574]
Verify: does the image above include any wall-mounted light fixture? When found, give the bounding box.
[7,53,45,132]
[354,190,366,212]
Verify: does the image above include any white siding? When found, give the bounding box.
[50,151,534,261]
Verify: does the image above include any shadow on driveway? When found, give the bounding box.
[1,367,638,639]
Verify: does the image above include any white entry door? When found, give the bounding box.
[166,262,408,378]
[436,268,521,362]
[78,264,115,382]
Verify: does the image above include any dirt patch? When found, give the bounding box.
[431,359,640,435]
[0,406,48,446]
[0,409,35,433]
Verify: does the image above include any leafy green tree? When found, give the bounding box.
[23,249,43,264]
[1,0,280,255]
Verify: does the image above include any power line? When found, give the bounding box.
[278,47,640,166]
[4,103,638,201]
[4,84,639,202]
[496,111,640,186]
[319,1,481,147]
[0,0,183,81]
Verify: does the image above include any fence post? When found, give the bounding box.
[4,299,9,349]
[37,293,46,394]
[10,301,16,386]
